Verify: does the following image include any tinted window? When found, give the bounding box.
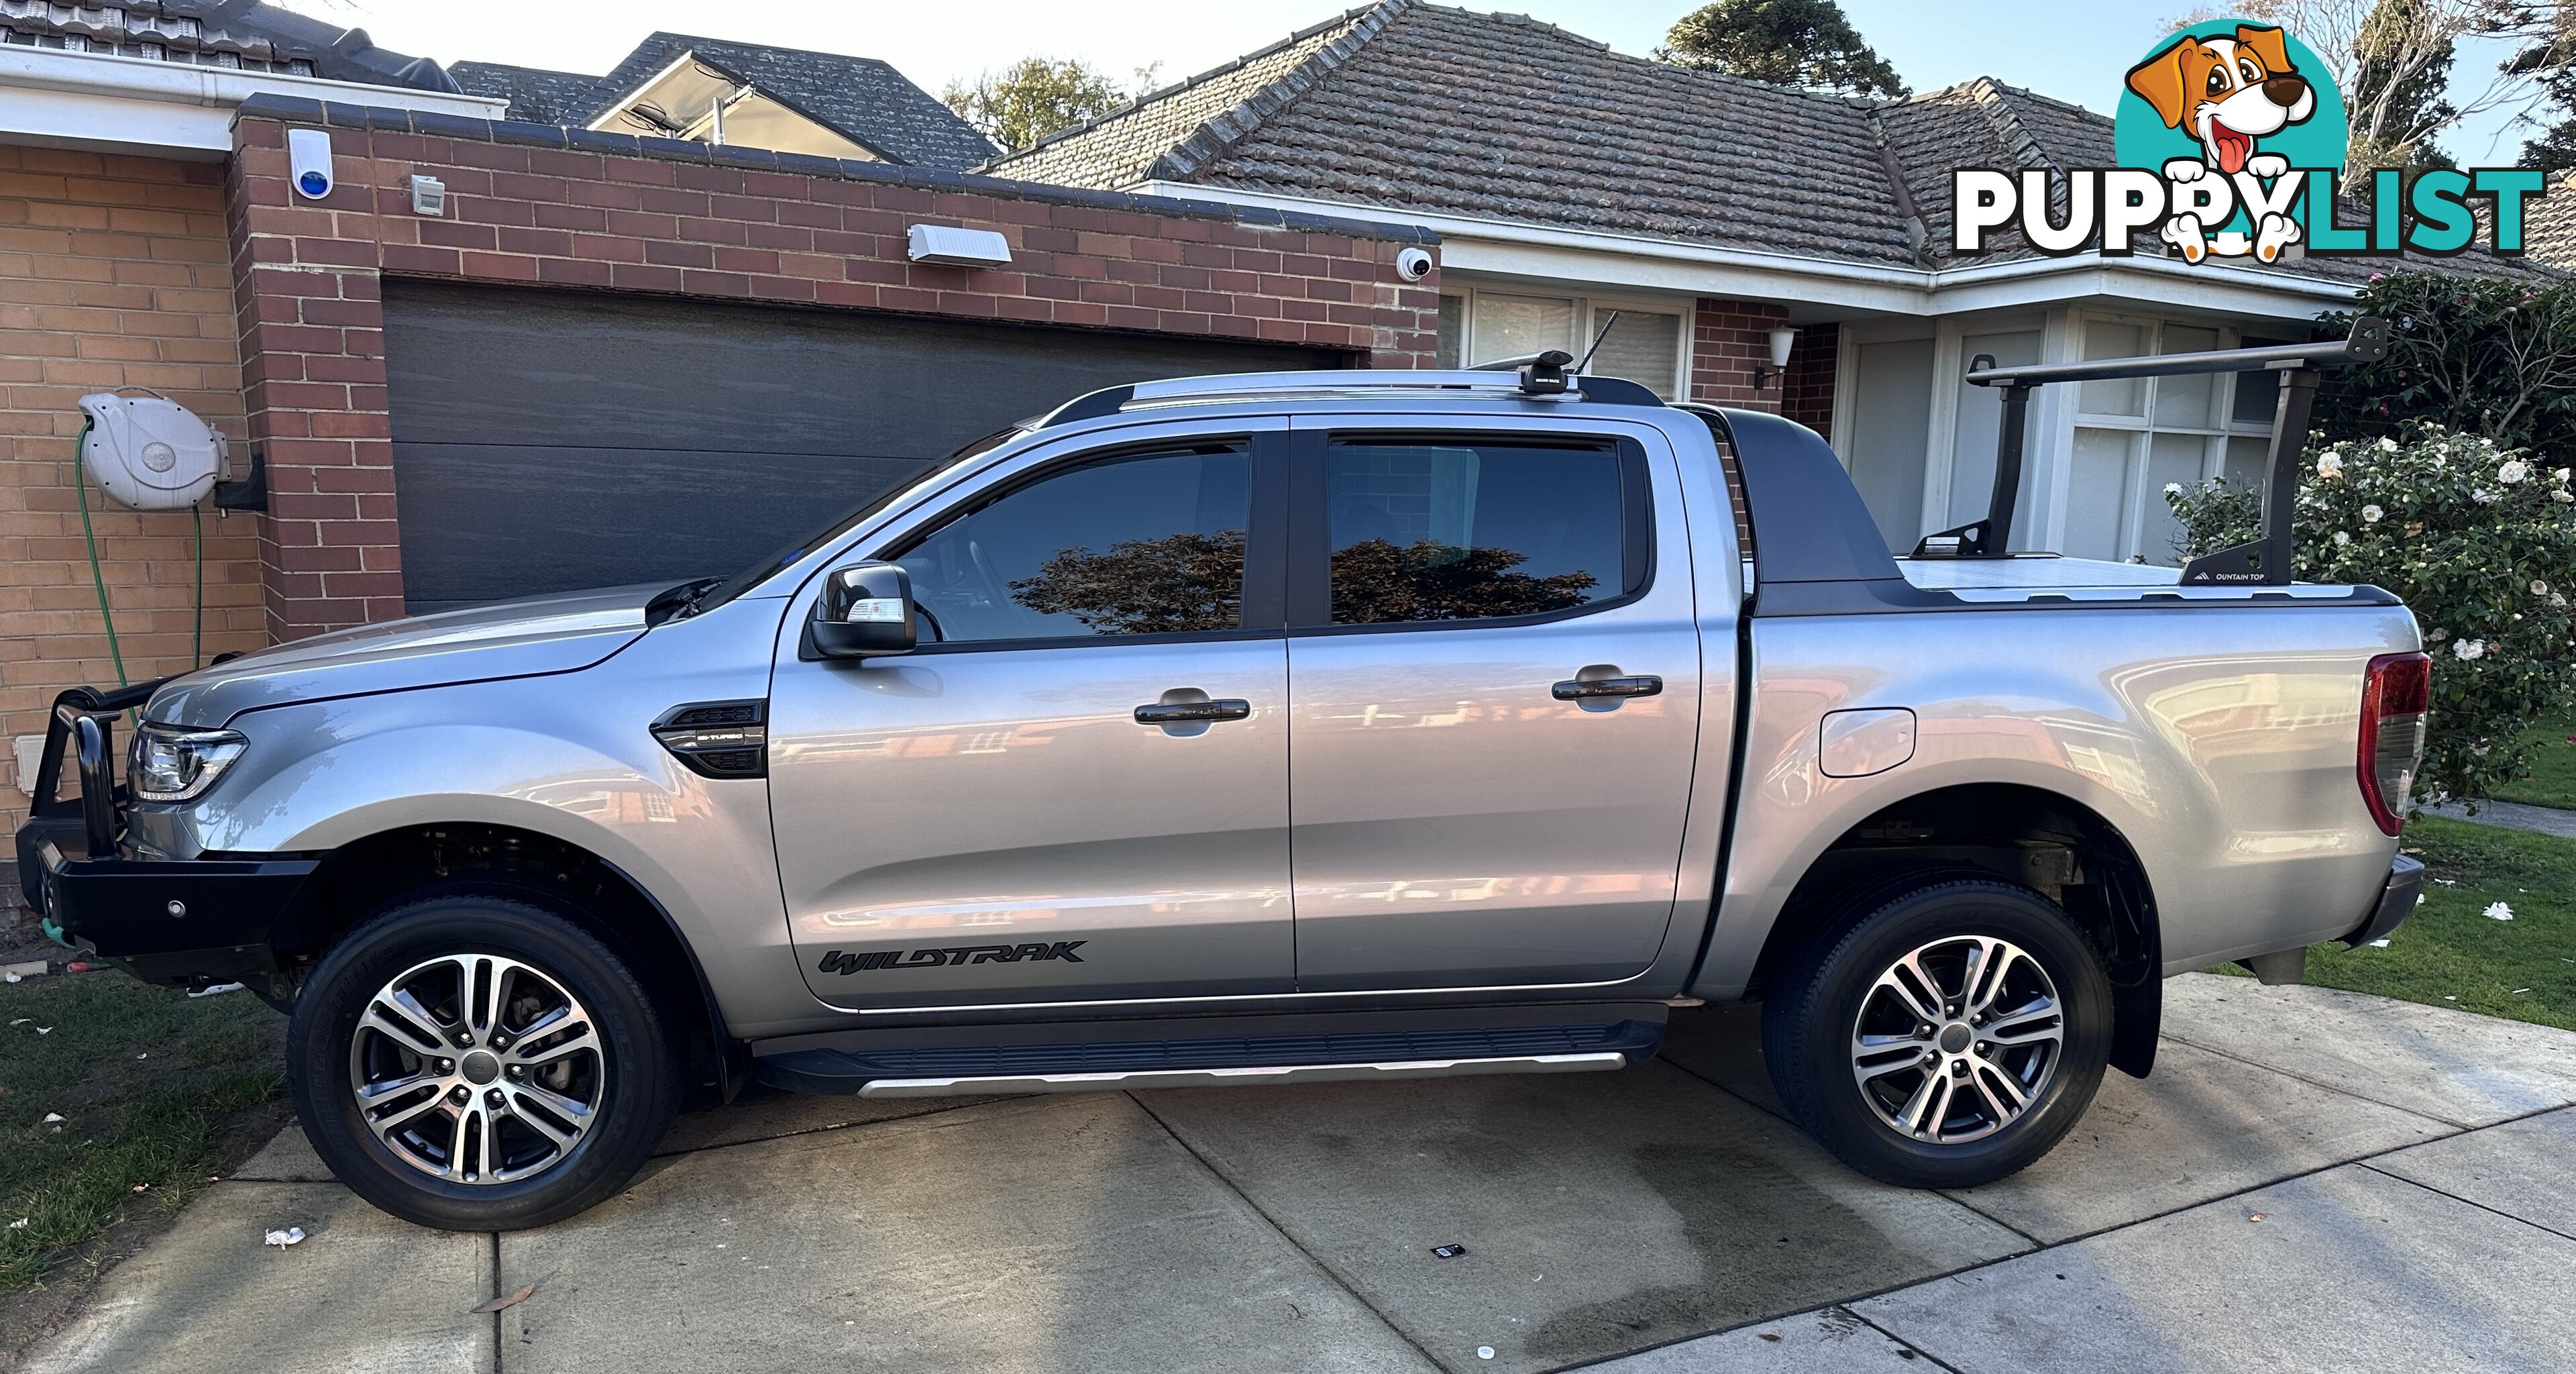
[1327,441,1628,625]
[897,444,1249,643]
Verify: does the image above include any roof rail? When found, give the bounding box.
[1035,368,1665,428]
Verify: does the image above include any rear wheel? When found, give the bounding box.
[286,893,679,1230]
[1762,878,2110,1188]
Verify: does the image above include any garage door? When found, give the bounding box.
[383,281,1344,613]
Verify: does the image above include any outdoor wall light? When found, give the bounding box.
[906,224,1013,268]
[1754,325,1799,391]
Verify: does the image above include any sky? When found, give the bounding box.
[268,0,2543,165]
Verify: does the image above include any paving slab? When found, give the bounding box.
[22,1182,492,1374]
[494,1092,1432,1374]
[229,1120,334,1182]
[1575,1307,1931,1371]
[653,1084,1010,1155]
[1944,1039,2451,1243]
[229,1090,1016,1184]
[1855,1163,2576,1374]
[1138,1060,2028,1374]
[2366,1106,2576,1238]
[2159,972,2576,1126]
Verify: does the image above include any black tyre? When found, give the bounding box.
[286,892,680,1230]
[1762,877,2111,1189]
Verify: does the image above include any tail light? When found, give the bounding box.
[2357,651,2431,835]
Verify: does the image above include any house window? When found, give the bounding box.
[1444,288,1687,399]
[2065,318,2278,565]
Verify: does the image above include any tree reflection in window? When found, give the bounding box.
[1010,529,1245,635]
[1326,441,1625,626]
[1329,539,1596,623]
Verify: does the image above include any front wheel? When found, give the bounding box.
[1762,878,2111,1189]
[286,894,680,1230]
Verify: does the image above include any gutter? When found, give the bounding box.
[0,44,504,119]
[1132,180,2365,315]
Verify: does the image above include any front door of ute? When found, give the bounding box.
[770,421,1294,1010]
[1283,417,1702,991]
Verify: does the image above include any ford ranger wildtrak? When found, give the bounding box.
[19,331,2427,1230]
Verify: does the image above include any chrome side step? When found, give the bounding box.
[855,1051,1627,1099]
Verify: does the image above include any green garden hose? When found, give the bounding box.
[72,417,128,688]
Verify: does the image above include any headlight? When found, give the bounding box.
[128,724,248,802]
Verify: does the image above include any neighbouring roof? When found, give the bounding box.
[2524,169,2576,270]
[451,34,994,172]
[0,0,455,91]
[447,60,602,127]
[989,0,2551,288]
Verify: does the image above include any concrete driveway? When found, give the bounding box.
[23,973,2576,1374]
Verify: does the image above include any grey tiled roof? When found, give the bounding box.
[447,34,993,171]
[0,0,454,90]
[448,60,602,126]
[992,1,2553,289]
[991,6,1373,188]
[590,33,995,170]
[987,0,1933,264]
[996,0,1921,266]
[2524,170,2576,270]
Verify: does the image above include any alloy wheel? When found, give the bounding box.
[346,953,607,1184]
[1848,935,2063,1145]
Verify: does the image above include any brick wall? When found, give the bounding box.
[228,99,1442,639]
[1782,321,1837,438]
[1,148,260,828]
[1687,298,1789,411]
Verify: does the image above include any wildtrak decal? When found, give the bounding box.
[816,941,1087,973]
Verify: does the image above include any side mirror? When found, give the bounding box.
[811,562,917,659]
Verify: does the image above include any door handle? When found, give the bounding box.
[1552,675,1662,701]
[1134,698,1252,724]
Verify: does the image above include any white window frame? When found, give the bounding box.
[2065,311,2279,563]
[1438,284,1693,400]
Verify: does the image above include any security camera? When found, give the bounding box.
[1395,247,1434,281]
[288,127,334,200]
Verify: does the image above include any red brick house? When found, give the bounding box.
[0,3,1438,826]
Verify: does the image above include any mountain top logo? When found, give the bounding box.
[1951,17,2545,264]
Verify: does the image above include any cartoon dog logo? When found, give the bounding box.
[2125,24,2316,262]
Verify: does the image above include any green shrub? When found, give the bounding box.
[2166,425,2576,806]
[2313,274,2576,459]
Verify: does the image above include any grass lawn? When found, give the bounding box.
[0,967,287,1298]
[2487,712,2576,812]
[2255,815,2576,1032]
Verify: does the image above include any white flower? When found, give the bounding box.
[2361,504,2383,522]
[2483,901,2514,921]
[2554,594,2569,609]
[2453,638,2486,660]
[2333,530,2351,545]
[2533,580,2551,596]
[2473,488,2498,504]
[2378,435,2399,452]
[2556,490,2575,504]
[2163,481,2183,496]
[2316,452,2345,477]
[2500,460,2530,484]
[2557,468,2572,483]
